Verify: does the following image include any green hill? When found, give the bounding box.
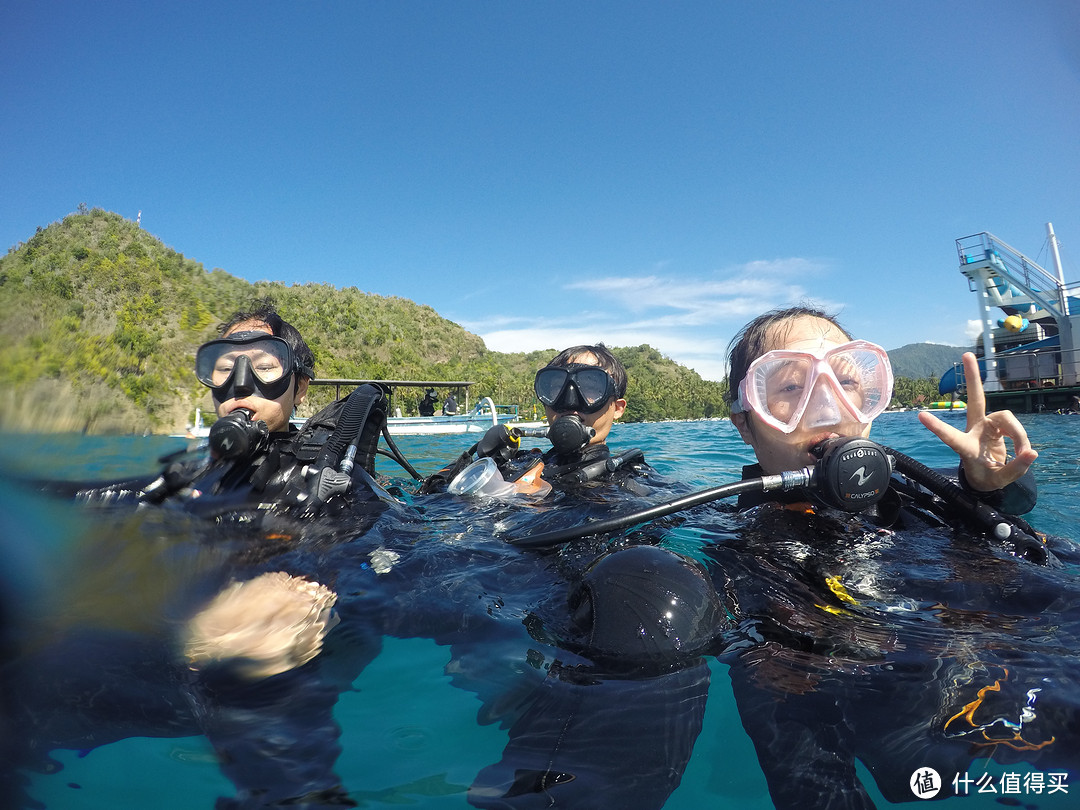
[886,343,969,380]
[0,207,728,433]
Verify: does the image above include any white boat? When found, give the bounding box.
[386,397,543,436]
[178,393,547,439]
[175,408,211,439]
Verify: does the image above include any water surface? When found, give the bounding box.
[3,411,1078,808]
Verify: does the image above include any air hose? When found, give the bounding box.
[507,437,1047,563]
[379,425,423,481]
[507,474,805,549]
[509,438,893,548]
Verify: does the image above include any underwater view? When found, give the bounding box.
[2,411,1079,809]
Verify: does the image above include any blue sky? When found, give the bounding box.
[3,1,1078,382]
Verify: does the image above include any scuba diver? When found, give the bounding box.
[724,306,1038,519]
[422,344,649,495]
[69,302,403,524]
[6,303,419,810]
[712,306,1066,810]
[417,345,724,809]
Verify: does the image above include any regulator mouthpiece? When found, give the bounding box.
[809,437,893,511]
[547,414,596,455]
[209,410,269,460]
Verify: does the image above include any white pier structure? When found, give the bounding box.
[957,223,1080,392]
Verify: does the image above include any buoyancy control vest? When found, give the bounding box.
[78,384,391,520]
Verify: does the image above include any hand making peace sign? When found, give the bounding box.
[917,352,1038,491]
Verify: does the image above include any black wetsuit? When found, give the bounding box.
[6,387,402,810]
[702,463,1080,810]
[415,440,727,810]
[418,393,438,417]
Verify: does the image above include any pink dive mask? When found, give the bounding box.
[732,340,894,434]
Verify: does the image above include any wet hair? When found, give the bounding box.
[725,306,853,405]
[219,300,315,380]
[544,344,628,398]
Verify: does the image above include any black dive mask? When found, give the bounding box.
[547,414,597,455]
[196,332,301,405]
[534,364,617,415]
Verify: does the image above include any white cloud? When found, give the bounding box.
[562,258,827,321]
[459,257,838,383]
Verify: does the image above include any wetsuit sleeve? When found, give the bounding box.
[418,451,474,494]
[957,463,1037,515]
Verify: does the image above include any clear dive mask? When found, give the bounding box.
[732,340,893,434]
[195,331,306,404]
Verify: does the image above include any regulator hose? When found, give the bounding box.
[379,425,423,481]
[507,474,806,549]
[506,438,892,549]
[507,438,894,552]
[883,445,1047,564]
[507,438,887,549]
[507,436,1047,564]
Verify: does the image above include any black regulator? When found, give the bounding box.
[546,414,597,455]
[208,410,270,461]
[809,437,893,511]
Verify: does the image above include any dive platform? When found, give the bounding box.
[951,224,1080,413]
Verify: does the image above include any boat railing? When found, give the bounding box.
[475,396,499,426]
[956,232,1063,305]
[953,345,1080,393]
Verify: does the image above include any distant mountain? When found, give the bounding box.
[887,343,971,380]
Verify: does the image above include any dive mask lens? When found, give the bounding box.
[195,333,296,402]
[533,365,616,414]
[738,341,893,433]
[534,367,570,408]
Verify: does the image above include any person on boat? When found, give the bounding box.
[418,388,439,417]
[708,305,1074,810]
[441,392,459,415]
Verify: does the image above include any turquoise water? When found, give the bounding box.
[3,411,1079,809]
